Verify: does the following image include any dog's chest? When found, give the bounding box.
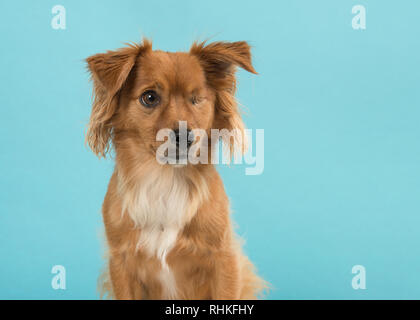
[118,167,209,299]
[123,172,192,299]
[121,170,190,264]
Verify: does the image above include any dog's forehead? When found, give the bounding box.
[136,50,206,90]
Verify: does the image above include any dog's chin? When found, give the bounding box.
[156,153,189,167]
[167,156,188,168]
[171,163,188,168]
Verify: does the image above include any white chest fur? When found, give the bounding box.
[117,164,209,298]
[120,167,190,265]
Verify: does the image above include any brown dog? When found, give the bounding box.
[86,39,265,299]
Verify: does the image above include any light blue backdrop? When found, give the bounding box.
[1,0,419,299]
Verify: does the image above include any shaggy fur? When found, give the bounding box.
[86,39,266,299]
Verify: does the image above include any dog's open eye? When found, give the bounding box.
[140,90,160,108]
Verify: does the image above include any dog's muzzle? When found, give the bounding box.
[172,129,194,149]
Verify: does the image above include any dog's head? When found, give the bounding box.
[86,39,256,165]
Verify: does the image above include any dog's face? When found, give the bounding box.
[119,50,215,162]
[86,40,256,164]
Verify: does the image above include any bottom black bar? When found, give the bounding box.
[0,300,417,318]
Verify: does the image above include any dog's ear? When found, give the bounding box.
[190,41,257,155]
[85,40,152,157]
[190,41,256,80]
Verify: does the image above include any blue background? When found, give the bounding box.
[1,0,419,299]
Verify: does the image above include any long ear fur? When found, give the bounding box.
[85,39,152,157]
[190,41,257,155]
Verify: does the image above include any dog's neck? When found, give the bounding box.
[116,160,210,265]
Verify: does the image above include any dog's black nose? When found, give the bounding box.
[173,129,194,148]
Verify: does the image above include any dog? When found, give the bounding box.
[86,39,266,299]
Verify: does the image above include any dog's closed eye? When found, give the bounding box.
[191,96,205,105]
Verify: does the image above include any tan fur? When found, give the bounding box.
[86,39,267,299]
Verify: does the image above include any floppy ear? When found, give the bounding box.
[190,41,257,154]
[190,41,256,83]
[85,40,152,157]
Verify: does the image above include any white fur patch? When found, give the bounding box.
[158,267,178,299]
[117,164,209,299]
[119,167,190,266]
